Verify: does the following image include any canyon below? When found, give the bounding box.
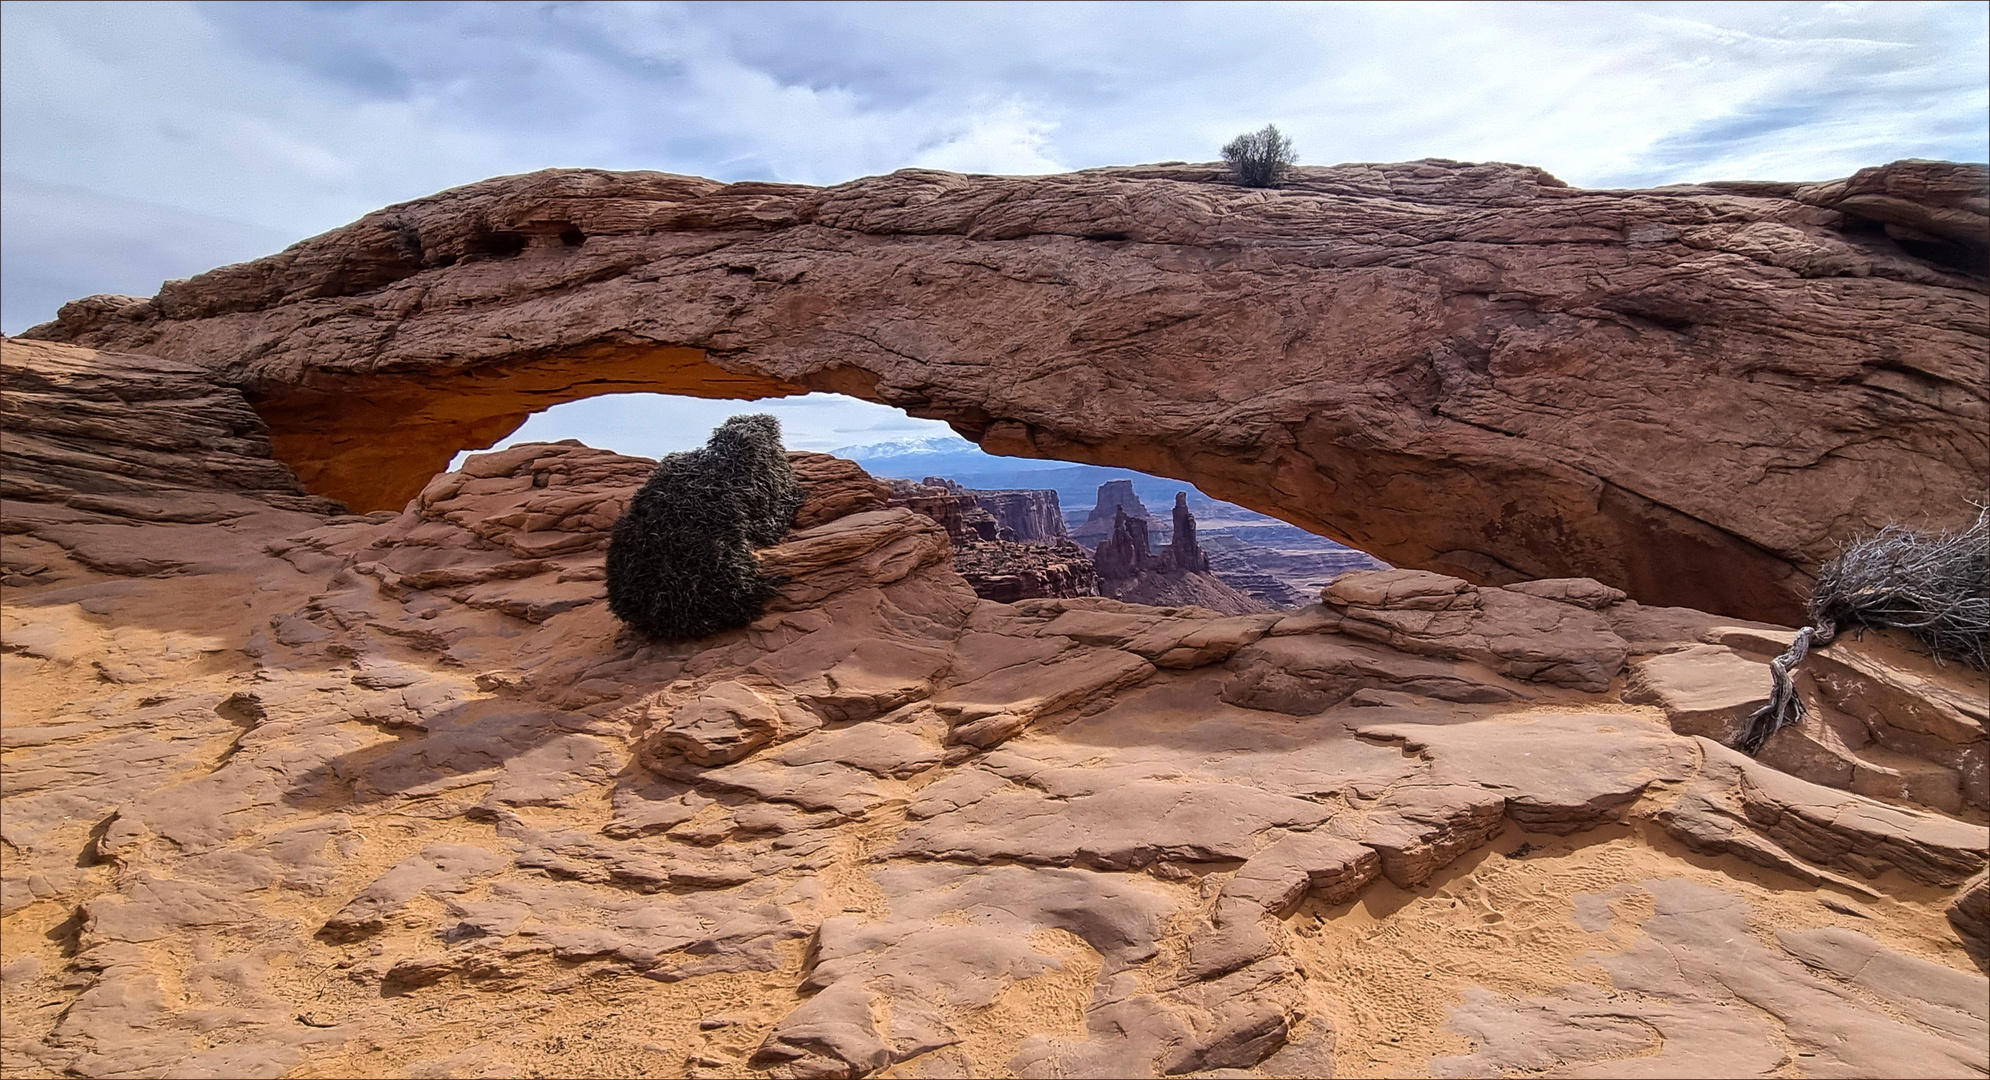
[2,156,1987,1079]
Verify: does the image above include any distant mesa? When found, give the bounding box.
[883,476,1097,603]
[873,473,1367,613]
[882,476,1063,545]
[1092,492,1270,615]
[1091,493,1208,578]
[885,477,994,544]
[1072,479,1152,545]
[970,489,1069,544]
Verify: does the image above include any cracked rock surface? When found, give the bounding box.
[3,336,1986,1079]
[21,160,1989,623]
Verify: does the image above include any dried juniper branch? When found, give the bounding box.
[1737,507,1988,755]
[1808,507,1988,669]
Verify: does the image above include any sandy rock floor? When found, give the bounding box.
[3,423,1986,1079]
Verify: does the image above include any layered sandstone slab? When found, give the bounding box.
[5,336,1988,1079]
[22,159,1988,622]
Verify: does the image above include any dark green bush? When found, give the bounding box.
[606,414,804,641]
[1222,124,1297,188]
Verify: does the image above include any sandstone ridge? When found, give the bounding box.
[22,159,1989,622]
[3,337,1986,1079]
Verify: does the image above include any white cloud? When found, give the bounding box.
[0,175,297,333]
[8,1,1977,235]
[914,100,1068,175]
[444,392,960,473]
[4,0,1982,451]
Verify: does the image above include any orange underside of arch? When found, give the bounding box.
[255,343,812,512]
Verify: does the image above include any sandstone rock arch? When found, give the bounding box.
[24,158,1987,622]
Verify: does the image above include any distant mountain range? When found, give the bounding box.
[832,433,1262,528]
[828,433,1390,587]
[828,433,978,459]
[828,434,996,479]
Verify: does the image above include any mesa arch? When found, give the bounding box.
[23,158,1988,624]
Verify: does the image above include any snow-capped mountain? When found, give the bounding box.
[828,433,1002,481]
[827,433,981,461]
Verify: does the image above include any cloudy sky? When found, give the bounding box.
[4,0,1985,456]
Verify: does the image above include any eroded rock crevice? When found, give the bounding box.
[4,335,1985,1079]
[22,159,1987,622]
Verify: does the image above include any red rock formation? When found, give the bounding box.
[884,477,1098,602]
[1092,505,1154,583]
[951,538,1098,603]
[1094,501,1270,615]
[1167,492,1207,572]
[4,338,1987,1078]
[883,476,1006,543]
[25,160,1984,621]
[971,488,1067,542]
[884,480,974,544]
[1073,479,1153,546]
[787,451,892,529]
